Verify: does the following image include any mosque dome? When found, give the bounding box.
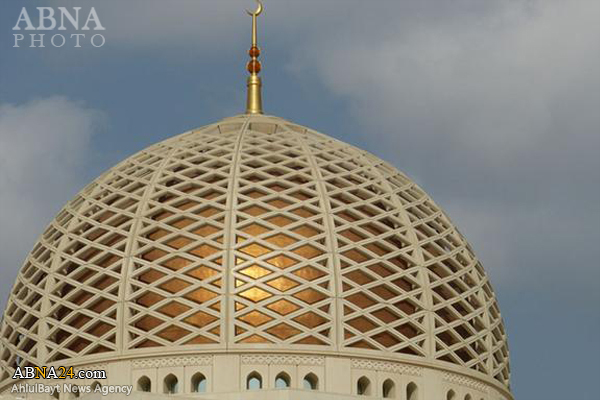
[0,3,512,399]
[0,114,511,399]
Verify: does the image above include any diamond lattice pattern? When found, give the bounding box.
[0,115,510,388]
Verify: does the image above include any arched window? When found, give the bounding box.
[52,391,60,399]
[464,395,472,400]
[406,382,418,400]
[303,373,318,390]
[164,374,179,394]
[246,372,262,390]
[90,382,101,392]
[447,389,456,400]
[382,379,395,398]
[275,372,291,389]
[357,376,371,396]
[191,373,207,393]
[137,376,151,392]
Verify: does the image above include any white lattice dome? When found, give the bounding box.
[0,114,511,399]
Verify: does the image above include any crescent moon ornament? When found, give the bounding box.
[245,0,264,114]
[246,0,263,17]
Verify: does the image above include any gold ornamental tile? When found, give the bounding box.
[293,244,323,259]
[293,288,327,305]
[241,223,270,236]
[344,270,374,285]
[189,244,219,258]
[244,189,267,199]
[162,256,192,271]
[267,199,292,209]
[266,215,294,227]
[291,207,316,218]
[138,268,166,284]
[195,206,220,217]
[147,228,170,241]
[158,301,191,317]
[293,266,326,281]
[265,233,296,248]
[266,254,298,269]
[266,323,301,340]
[166,236,193,250]
[237,334,272,344]
[370,284,398,300]
[142,248,167,262]
[372,308,400,324]
[186,266,219,280]
[241,205,268,216]
[192,225,220,237]
[134,315,163,332]
[347,316,377,333]
[240,265,272,279]
[266,299,300,315]
[239,287,273,303]
[184,288,219,304]
[170,217,196,229]
[240,243,271,257]
[293,312,327,329]
[184,311,218,328]
[159,278,191,294]
[292,225,320,238]
[136,292,165,307]
[238,310,273,327]
[266,276,299,292]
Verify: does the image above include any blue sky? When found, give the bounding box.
[1,1,599,399]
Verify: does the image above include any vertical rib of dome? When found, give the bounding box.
[223,117,250,347]
[352,149,436,361]
[298,126,344,352]
[117,137,185,355]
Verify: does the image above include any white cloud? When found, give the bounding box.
[294,0,599,158]
[0,97,103,307]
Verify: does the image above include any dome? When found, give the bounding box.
[0,114,511,398]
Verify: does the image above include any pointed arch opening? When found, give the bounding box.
[275,372,291,389]
[447,389,456,400]
[303,372,319,390]
[246,371,262,390]
[383,379,395,398]
[357,376,372,396]
[137,376,151,392]
[406,382,418,400]
[191,372,207,393]
[163,374,179,394]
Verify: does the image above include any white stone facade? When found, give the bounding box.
[1,353,510,399]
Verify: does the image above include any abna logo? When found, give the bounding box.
[13,7,106,48]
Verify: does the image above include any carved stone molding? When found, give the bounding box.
[131,355,213,369]
[241,354,325,366]
[351,358,422,376]
[443,371,489,393]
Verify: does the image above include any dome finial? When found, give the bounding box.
[245,0,263,115]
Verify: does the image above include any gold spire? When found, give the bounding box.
[245,0,263,114]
